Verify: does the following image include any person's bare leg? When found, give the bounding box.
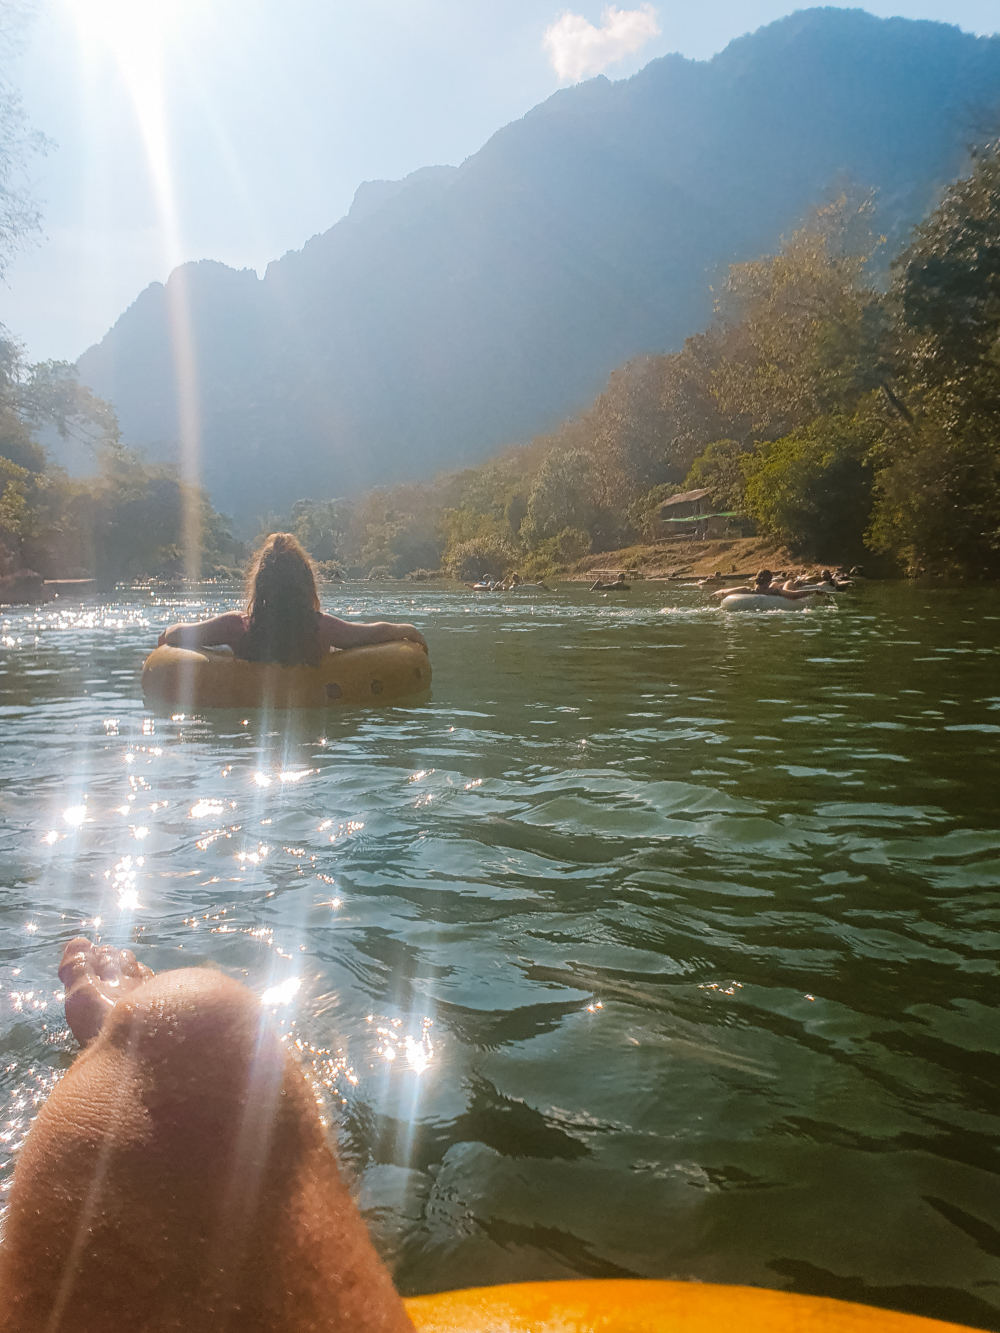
[0,940,413,1333]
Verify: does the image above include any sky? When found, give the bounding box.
[3,0,999,363]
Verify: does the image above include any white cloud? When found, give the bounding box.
[543,5,660,83]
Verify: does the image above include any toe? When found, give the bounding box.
[93,945,124,982]
[60,936,93,966]
[120,949,154,983]
[58,938,95,988]
[65,985,115,1046]
[59,937,154,1044]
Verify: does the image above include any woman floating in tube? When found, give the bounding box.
[158,532,427,663]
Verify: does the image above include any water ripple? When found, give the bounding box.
[0,581,997,1326]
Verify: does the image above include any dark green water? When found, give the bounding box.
[0,581,998,1327]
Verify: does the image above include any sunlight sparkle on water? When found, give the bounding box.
[63,806,87,827]
[237,844,269,866]
[190,799,225,818]
[374,1017,435,1074]
[108,855,141,911]
[261,977,300,1007]
[404,1021,435,1075]
[253,772,272,788]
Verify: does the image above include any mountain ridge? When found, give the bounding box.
[76,7,1000,522]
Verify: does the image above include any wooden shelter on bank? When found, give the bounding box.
[654,488,739,540]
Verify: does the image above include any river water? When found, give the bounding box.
[0,581,997,1327]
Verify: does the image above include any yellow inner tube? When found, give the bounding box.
[403,1279,976,1332]
[141,640,431,709]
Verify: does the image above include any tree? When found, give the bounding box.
[521,450,601,546]
[584,358,679,505]
[869,417,1000,578]
[742,407,883,563]
[446,535,518,582]
[289,497,354,562]
[0,326,240,579]
[0,332,44,471]
[0,1,51,277]
[506,492,528,534]
[345,484,443,576]
[866,140,1000,577]
[712,195,887,442]
[683,439,750,513]
[891,140,1000,424]
[18,359,121,454]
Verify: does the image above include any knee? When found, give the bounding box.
[104,967,270,1065]
[99,968,298,1149]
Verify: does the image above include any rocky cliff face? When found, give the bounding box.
[77,8,1000,522]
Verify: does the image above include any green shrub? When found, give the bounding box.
[742,409,881,563]
[446,536,518,581]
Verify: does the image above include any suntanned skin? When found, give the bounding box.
[712,580,820,600]
[0,939,414,1333]
[159,611,428,654]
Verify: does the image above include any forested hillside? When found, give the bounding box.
[0,334,240,585]
[274,147,1000,582]
[77,9,1000,522]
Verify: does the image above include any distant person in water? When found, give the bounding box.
[713,569,818,600]
[591,572,629,591]
[158,532,427,664]
[818,567,851,589]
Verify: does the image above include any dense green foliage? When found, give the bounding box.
[868,145,1000,575]
[272,153,1000,581]
[0,332,240,582]
[742,409,881,564]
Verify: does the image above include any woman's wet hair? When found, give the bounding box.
[755,569,773,584]
[240,533,322,666]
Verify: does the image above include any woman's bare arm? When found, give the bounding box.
[318,614,428,653]
[157,612,246,649]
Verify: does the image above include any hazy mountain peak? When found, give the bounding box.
[77,7,1000,522]
[347,165,459,226]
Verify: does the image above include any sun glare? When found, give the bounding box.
[64,0,176,47]
[64,0,204,578]
[261,977,301,1008]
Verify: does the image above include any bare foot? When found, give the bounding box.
[59,937,155,1045]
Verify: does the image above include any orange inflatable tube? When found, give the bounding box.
[403,1279,980,1333]
[141,640,430,709]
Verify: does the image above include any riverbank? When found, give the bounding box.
[564,535,831,581]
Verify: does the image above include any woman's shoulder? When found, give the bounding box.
[210,610,248,631]
[209,610,249,642]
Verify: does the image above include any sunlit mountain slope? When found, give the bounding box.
[77,8,1000,520]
